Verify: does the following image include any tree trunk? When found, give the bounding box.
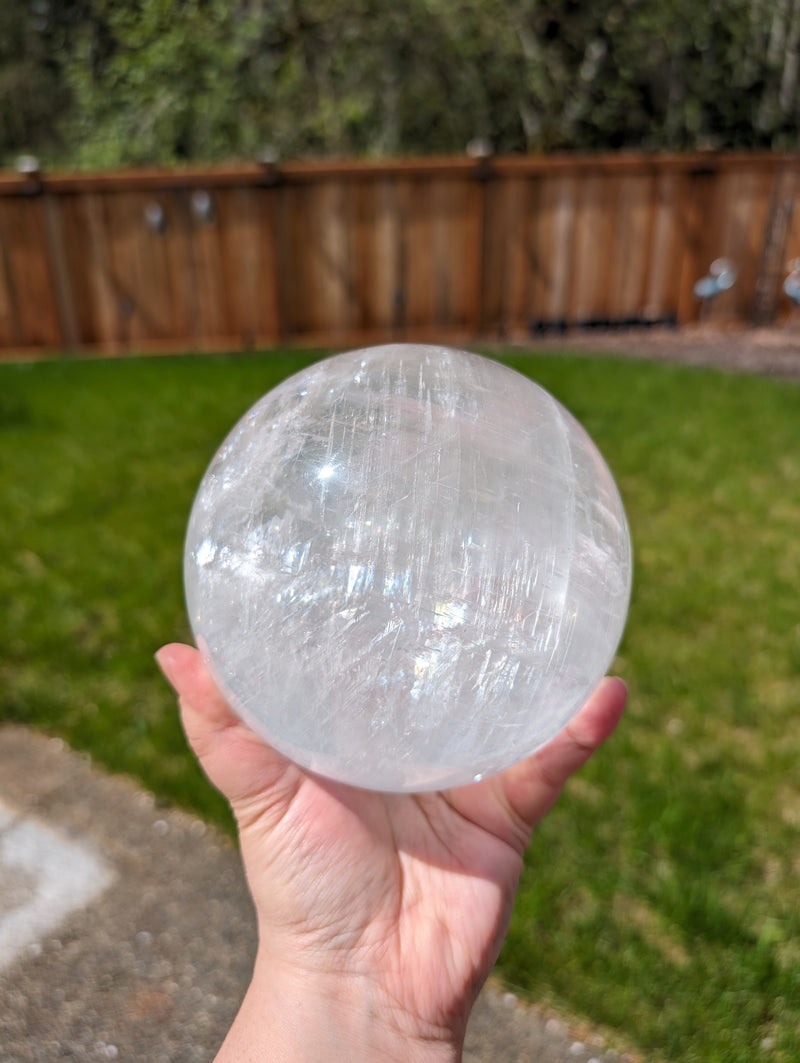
[779,0,800,115]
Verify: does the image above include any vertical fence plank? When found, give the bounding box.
[467,169,487,336]
[753,167,799,325]
[402,177,436,331]
[159,189,197,347]
[0,196,61,348]
[0,200,21,347]
[58,194,98,345]
[432,178,454,327]
[535,173,577,328]
[676,167,721,324]
[295,181,325,337]
[317,179,354,338]
[216,186,272,349]
[773,169,800,322]
[643,172,683,323]
[609,173,654,321]
[0,247,15,348]
[217,188,253,345]
[430,175,481,331]
[82,193,120,349]
[189,189,231,347]
[42,193,80,349]
[257,184,283,345]
[101,190,161,348]
[479,176,511,337]
[26,198,62,348]
[715,169,773,323]
[525,175,546,331]
[102,191,140,347]
[273,181,302,340]
[351,178,396,335]
[570,174,616,325]
[504,177,531,337]
[134,191,177,341]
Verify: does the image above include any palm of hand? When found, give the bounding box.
[158,641,624,1047]
[237,770,527,1038]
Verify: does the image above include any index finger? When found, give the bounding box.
[500,676,627,832]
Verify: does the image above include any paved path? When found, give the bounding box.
[0,725,637,1063]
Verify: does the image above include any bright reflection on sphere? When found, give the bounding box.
[184,344,632,792]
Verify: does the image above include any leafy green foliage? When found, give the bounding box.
[0,0,91,162]
[5,0,800,166]
[1,349,799,1061]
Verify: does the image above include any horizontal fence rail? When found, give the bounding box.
[1,152,800,356]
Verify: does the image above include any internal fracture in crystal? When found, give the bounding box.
[184,344,632,792]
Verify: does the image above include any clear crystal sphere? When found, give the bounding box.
[184,344,632,792]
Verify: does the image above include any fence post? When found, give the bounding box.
[751,164,799,326]
[472,152,494,337]
[42,189,81,350]
[675,163,719,324]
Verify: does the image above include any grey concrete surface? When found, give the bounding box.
[0,725,639,1062]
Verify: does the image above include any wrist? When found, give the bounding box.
[216,949,463,1062]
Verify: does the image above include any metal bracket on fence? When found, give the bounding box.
[694,258,737,302]
[191,190,215,224]
[15,155,42,196]
[144,201,167,235]
[466,138,494,182]
[258,148,283,188]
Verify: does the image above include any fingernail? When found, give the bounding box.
[154,646,179,690]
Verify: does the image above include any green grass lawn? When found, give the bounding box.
[2,348,799,1062]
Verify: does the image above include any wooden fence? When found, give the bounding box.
[1,152,800,356]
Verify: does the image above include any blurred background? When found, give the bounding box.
[5,0,800,166]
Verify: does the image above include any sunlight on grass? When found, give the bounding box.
[2,349,799,1062]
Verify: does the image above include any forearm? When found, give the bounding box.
[215,952,463,1063]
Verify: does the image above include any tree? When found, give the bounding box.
[63,0,246,167]
[3,0,800,168]
[0,0,97,164]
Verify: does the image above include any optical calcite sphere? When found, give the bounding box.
[184,344,632,792]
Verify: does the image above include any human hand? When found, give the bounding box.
[156,643,625,1063]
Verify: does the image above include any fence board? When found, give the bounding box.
[540,173,577,328]
[0,204,20,347]
[159,190,196,345]
[716,170,772,323]
[188,190,231,345]
[643,173,682,322]
[676,169,722,324]
[1,152,799,357]
[0,197,60,348]
[609,174,653,321]
[81,193,119,349]
[351,179,399,334]
[56,195,95,345]
[570,175,616,324]
[402,177,436,331]
[753,167,798,324]
[232,184,263,346]
[42,195,79,348]
[504,177,530,335]
[216,187,266,348]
